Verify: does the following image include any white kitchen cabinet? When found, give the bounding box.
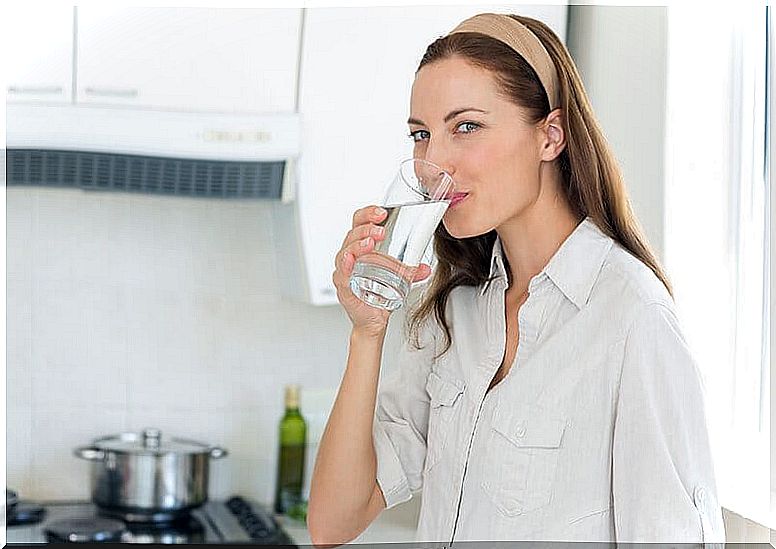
[278,5,568,306]
[4,6,75,104]
[76,7,301,113]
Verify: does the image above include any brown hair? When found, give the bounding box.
[407,14,673,358]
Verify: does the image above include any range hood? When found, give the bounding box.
[5,104,300,201]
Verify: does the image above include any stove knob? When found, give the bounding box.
[226,496,248,513]
[247,525,270,540]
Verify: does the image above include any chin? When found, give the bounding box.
[441,219,489,240]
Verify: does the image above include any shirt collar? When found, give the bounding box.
[482,217,614,309]
[487,235,508,282]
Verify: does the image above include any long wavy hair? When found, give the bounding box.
[407,14,672,358]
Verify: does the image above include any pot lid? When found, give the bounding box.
[92,428,212,455]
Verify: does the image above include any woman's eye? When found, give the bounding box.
[408,130,430,142]
[456,121,481,134]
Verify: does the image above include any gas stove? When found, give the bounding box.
[6,496,297,545]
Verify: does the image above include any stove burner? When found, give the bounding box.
[123,515,206,544]
[44,516,127,543]
[43,513,206,544]
[98,506,191,524]
[8,496,298,545]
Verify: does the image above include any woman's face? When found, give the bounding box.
[408,55,548,239]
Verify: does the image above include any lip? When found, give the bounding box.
[448,192,469,208]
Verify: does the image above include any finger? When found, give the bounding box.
[331,252,354,291]
[341,251,355,276]
[339,223,385,253]
[338,206,387,269]
[337,234,377,267]
[337,239,368,276]
[335,226,383,272]
[344,236,375,259]
[352,205,387,230]
[412,263,432,282]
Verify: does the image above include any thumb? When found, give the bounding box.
[412,263,432,282]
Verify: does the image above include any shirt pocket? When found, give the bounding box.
[423,370,465,474]
[481,402,567,517]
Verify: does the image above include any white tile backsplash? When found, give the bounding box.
[7,403,33,496]
[7,186,403,505]
[30,404,128,499]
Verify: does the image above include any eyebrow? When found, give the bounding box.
[407,107,489,126]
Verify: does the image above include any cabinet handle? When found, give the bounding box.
[84,86,139,98]
[7,85,64,95]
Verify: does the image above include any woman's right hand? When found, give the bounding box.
[332,205,432,338]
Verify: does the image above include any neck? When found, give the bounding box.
[496,189,582,295]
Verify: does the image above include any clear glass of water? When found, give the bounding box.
[349,158,454,311]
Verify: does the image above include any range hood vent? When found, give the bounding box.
[6,149,284,199]
[6,104,300,201]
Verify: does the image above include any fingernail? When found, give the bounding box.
[375,207,386,216]
[361,237,371,247]
[371,226,384,237]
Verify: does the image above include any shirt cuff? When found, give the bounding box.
[373,418,413,509]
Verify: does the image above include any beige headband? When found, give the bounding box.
[449,13,559,111]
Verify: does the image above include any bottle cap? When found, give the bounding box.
[285,384,300,409]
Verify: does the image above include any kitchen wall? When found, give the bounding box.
[6,185,411,505]
[566,5,667,260]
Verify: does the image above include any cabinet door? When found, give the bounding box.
[76,7,301,113]
[4,6,74,104]
[295,5,567,305]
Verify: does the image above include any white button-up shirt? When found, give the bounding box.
[372,217,725,544]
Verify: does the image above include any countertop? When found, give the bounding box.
[277,495,421,545]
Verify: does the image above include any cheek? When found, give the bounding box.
[495,138,537,175]
[464,134,536,177]
[442,134,540,237]
[459,140,508,175]
[473,143,538,202]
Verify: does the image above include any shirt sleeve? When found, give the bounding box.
[372,298,437,510]
[612,301,726,544]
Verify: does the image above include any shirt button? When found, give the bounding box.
[514,423,527,438]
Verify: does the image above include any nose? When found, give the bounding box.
[422,139,455,181]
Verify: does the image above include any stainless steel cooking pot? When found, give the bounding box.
[74,428,227,522]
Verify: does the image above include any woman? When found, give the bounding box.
[308,12,725,545]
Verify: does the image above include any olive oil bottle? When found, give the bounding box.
[274,384,307,514]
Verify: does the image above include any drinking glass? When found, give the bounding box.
[349,158,454,311]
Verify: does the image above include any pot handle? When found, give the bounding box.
[74,446,106,461]
[209,447,228,459]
